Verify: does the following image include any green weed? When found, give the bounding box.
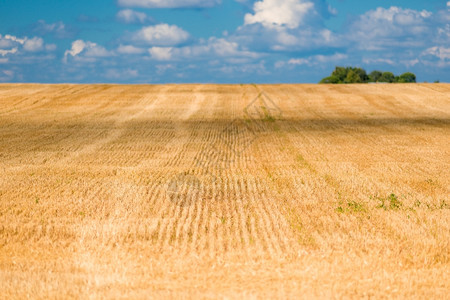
[377,193,402,210]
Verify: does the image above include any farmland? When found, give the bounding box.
[0,83,449,298]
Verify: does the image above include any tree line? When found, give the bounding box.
[319,66,416,84]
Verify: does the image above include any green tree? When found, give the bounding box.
[398,72,416,83]
[331,67,348,83]
[345,70,362,83]
[319,67,417,84]
[354,68,369,82]
[319,75,341,84]
[369,70,382,82]
[379,72,395,83]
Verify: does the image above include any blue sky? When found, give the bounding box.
[0,0,449,83]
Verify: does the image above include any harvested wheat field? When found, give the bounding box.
[0,83,449,298]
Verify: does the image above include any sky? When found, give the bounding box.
[0,0,449,83]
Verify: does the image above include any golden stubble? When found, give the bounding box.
[0,83,449,298]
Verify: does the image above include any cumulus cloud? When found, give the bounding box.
[118,0,221,8]
[133,24,190,46]
[1,34,25,45]
[64,40,86,61]
[231,0,341,53]
[148,37,259,61]
[23,37,44,52]
[117,9,153,24]
[244,0,314,29]
[0,36,18,55]
[350,6,433,50]
[0,34,52,57]
[117,44,146,54]
[0,48,18,57]
[232,23,339,52]
[0,39,14,49]
[64,40,111,62]
[209,38,256,57]
[149,47,173,60]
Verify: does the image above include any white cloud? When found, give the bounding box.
[118,0,220,8]
[117,9,151,24]
[400,59,419,67]
[314,53,347,63]
[190,38,258,59]
[437,24,450,40]
[422,46,450,60]
[350,6,433,50]
[275,31,298,46]
[149,47,173,60]
[288,53,347,66]
[0,39,15,49]
[117,44,145,54]
[209,38,256,57]
[64,40,87,60]
[133,24,190,46]
[362,58,396,65]
[328,4,337,16]
[233,23,339,52]
[244,0,314,29]
[23,37,44,52]
[0,34,52,57]
[232,0,340,53]
[287,58,309,65]
[148,37,259,61]
[64,40,111,62]
[2,34,25,45]
[0,48,18,56]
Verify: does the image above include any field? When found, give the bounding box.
[0,83,449,298]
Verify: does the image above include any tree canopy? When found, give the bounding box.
[319,67,416,84]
